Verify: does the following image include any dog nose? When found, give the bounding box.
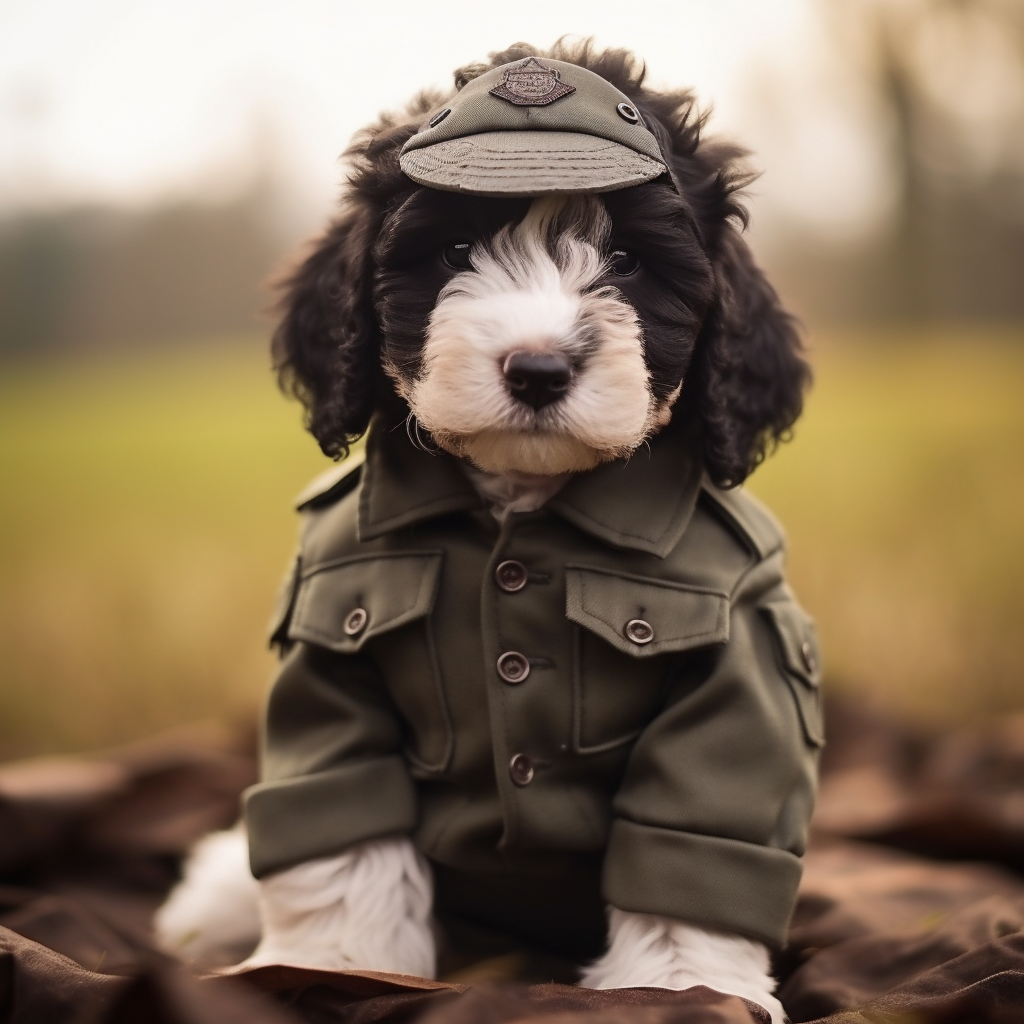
[502,351,573,409]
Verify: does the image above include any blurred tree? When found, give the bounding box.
[771,0,1024,324]
[0,213,80,356]
[0,176,284,357]
[862,0,1024,317]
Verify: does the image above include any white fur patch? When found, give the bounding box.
[401,197,663,476]
[153,824,261,968]
[461,462,570,520]
[242,836,436,977]
[580,909,787,1024]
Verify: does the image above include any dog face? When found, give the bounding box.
[272,44,809,487]
[373,185,711,475]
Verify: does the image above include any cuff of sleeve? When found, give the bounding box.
[602,818,803,949]
[243,757,417,878]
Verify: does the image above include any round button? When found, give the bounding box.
[343,607,368,636]
[497,651,531,684]
[495,560,528,593]
[801,640,816,674]
[429,107,451,128]
[624,618,654,645]
[509,753,535,786]
[616,102,641,124]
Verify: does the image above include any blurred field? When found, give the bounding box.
[0,339,330,759]
[1,329,1022,758]
[752,327,1024,725]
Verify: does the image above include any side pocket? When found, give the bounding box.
[760,601,825,748]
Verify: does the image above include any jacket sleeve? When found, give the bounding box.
[243,624,418,879]
[601,547,823,949]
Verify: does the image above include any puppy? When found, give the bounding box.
[156,43,822,1024]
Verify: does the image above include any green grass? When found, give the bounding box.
[0,338,331,758]
[748,327,1024,724]
[1,328,1022,758]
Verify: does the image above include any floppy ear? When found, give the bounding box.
[271,194,383,459]
[688,224,810,487]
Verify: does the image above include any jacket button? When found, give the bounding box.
[343,607,368,636]
[801,640,816,674]
[495,560,528,592]
[624,618,654,644]
[497,651,530,684]
[509,753,535,786]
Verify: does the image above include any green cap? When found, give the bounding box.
[399,57,669,197]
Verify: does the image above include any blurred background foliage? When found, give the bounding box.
[1,0,1022,757]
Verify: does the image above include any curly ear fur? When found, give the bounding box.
[687,227,809,487]
[272,202,380,458]
[271,111,433,457]
[276,40,809,478]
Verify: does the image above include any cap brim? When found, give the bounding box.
[399,131,667,197]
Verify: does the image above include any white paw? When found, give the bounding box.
[580,908,787,1024]
[249,837,437,978]
[153,824,261,968]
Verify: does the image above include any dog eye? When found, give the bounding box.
[442,243,473,271]
[608,249,640,276]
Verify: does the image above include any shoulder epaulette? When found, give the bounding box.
[699,481,786,559]
[294,448,366,511]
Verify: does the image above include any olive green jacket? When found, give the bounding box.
[244,419,823,949]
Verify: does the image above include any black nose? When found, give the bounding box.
[502,351,573,410]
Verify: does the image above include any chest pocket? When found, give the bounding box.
[565,566,730,753]
[287,551,453,772]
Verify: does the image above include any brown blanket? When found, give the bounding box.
[3,697,1024,1024]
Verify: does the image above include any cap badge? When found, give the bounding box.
[489,57,576,107]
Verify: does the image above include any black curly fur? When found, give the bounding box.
[271,40,810,486]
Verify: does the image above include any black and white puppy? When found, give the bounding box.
[157,43,810,1024]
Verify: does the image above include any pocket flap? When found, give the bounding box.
[565,566,729,658]
[289,552,443,653]
[760,599,824,748]
[759,600,822,689]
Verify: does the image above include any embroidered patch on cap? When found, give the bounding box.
[489,57,576,107]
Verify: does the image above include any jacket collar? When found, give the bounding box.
[358,415,704,558]
[547,428,704,557]
[357,416,483,539]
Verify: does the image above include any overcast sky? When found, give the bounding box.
[0,0,898,239]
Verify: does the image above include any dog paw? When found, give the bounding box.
[252,837,437,978]
[580,909,787,1024]
[153,825,261,968]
